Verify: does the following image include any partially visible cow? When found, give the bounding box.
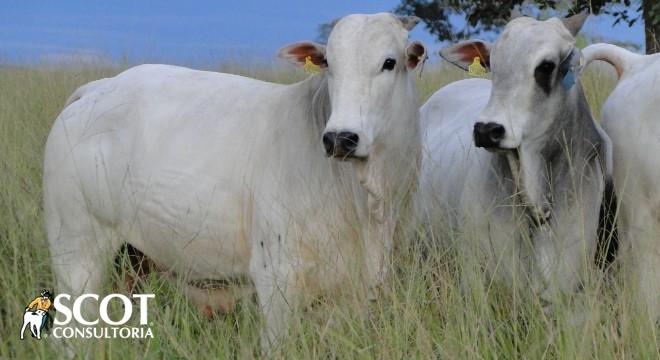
[417,13,613,307]
[43,13,426,349]
[582,43,660,321]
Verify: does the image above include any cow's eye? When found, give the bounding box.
[536,61,556,74]
[534,60,556,94]
[382,58,396,71]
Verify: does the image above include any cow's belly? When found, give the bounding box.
[115,162,254,280]
[60,118,257,279]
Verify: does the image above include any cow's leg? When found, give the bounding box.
[253,268,298,353]
[620,201,660,321]
[35,319,41,340]
[46,206,120,357]
[49,230,118,316]
[483,215,523,290]
[20,320,28,340]
[534,223,595,307]
[635,230,660,322]
[611,156,660,321]
[462,202,522,294]
[533,175,602,307]
[44,121,124,326]
[249,217,301,354]
[363,202,394,301]
[45,195,121,323]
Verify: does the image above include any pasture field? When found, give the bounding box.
[1,62,658,359]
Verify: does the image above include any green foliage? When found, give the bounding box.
[394,0,650,40]
[394,0,555,39]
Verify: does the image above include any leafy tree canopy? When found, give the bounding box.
[394,0,644,40]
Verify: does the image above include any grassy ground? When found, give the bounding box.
[0,62,658,359]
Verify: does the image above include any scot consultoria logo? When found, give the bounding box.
[20,289,155,340]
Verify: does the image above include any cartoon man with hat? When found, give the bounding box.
[25,290,53,334]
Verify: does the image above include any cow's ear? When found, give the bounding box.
[397,15,421,31]
[278,41,327,68]
[439,40,492,72]
[562,11,589,37]
[406,41,427,70]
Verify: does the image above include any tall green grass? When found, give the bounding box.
[0,62,657,359]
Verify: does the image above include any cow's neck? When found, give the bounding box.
[513,83,600,224]
[293,74,330,139]
[354,76,421,221]
[292,73,420,294]
[353,75,420,294]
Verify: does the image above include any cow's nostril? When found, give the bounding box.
[338,131,359,151]
[473,122,506,149]
[488,124,505,142]
[324,131,359,157]
[322,132,337,156]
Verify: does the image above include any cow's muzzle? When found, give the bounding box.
[322,131,360,159]
[473,122,506,149]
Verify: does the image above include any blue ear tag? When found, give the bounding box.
[562,68,575,89]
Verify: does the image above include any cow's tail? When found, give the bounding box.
[582,43,641,79]
[64,78,108,107]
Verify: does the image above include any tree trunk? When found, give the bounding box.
[643,0,660,54]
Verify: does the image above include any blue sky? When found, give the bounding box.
[0,1,645,66]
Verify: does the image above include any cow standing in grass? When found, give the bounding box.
[43,13,426,349]
[582,43,660,321]
[417,13,613,308]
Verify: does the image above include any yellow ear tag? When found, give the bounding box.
[303,56,321,74]
[468,57,487,77]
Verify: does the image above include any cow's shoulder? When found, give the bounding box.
[421,78,491,132]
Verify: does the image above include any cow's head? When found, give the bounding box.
[440,12,588,151]
[279,13,426,160]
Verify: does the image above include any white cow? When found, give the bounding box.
[20,309,46,340]
[417,13,612,306]
[43,13,426,349]
[582,43,660,321]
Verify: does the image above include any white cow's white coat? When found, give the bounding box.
[583,43,660,321]
[20,310,46,340]
[43,13,424,348]
[418,15,610,304]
